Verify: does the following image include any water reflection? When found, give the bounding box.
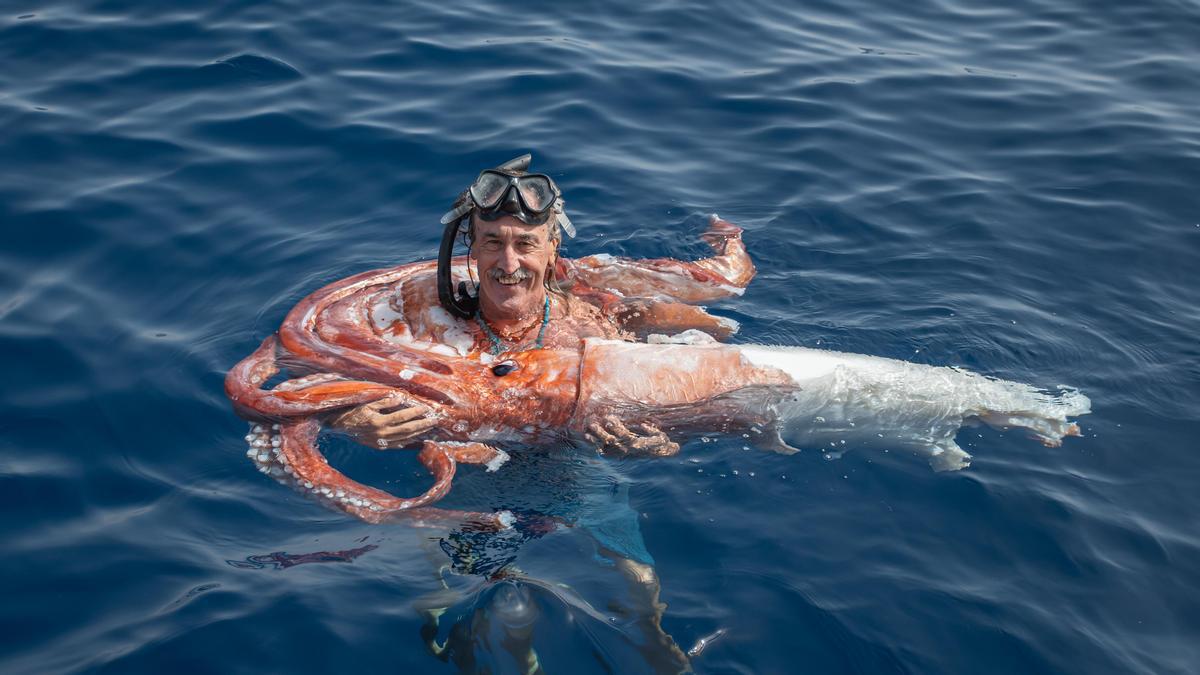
[401,450,691,672]
[415,541,690,674]
[225,543,378,570]
[226,448,696,673]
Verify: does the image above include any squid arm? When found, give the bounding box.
[565,215,755,304]
[246,418,511,529]
[224,335,397,422]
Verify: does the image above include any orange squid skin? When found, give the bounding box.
[224,260,591,528]
[227,219,761,526]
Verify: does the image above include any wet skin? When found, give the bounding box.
[471,215,554,326]
[334,214,626,447]
[326,214,755,453]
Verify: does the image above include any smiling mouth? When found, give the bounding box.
[491,269,530,287]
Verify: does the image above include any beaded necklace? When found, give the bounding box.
[476,295,551,356]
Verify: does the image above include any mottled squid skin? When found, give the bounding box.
[224,263,583,527]
[226,220,756,525]
[575,340,1090,470]
[226,220,1090,525]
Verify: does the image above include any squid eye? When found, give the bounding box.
[492,361,518,377]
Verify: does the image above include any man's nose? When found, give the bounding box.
[497,246,521,273]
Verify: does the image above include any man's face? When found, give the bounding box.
[471,214,556,322]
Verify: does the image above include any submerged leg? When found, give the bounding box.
[604,550,691,674]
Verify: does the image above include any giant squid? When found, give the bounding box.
[225,218,1090,526]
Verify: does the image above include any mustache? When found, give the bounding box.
[488,268,532,283]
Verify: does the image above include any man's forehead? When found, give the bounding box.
[474,217,550,240]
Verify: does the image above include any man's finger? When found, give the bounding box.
[366,392,416,411]
[364,397,398,412]
[588,422,618,445]
[331,408,365,428]
[386,417,438,434]
[603,417,636,441]
[587,421,620,447]
[378,405,429,424]
[624,422,677,454]
[653,441,680,457]
[637,424,671,443]
[373,401,422,416]
[382,417,437,439]
[628,437,650,450]
[631,434,669,450]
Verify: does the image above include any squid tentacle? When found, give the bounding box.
[225,335,397,421]
[243,418,508,529]
[225,262,500,524]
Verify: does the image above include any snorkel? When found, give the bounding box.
[437,154,575,319]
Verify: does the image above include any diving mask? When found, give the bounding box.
[439,154,576,238]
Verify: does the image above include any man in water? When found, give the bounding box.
[331,154,754,456]
[326,154,751,670]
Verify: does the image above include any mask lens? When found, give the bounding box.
[471,171,512,208]
[517,176,554,212]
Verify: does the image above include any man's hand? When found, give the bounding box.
[586,415,680,457]
[329,394,436,449]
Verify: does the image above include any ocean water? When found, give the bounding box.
[2,0,1198,672]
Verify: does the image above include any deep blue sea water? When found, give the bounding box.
[2,0,1199,672]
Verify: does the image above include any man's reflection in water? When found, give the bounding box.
[414,451,691,674]
[228,450,694,673]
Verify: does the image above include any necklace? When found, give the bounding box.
[476,296,551,356]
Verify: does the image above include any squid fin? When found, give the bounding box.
[762,428,802,455]
[927,440,972,472]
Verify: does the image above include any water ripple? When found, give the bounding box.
[3,0,1200,672]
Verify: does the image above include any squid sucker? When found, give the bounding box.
[226,224,1090,526]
